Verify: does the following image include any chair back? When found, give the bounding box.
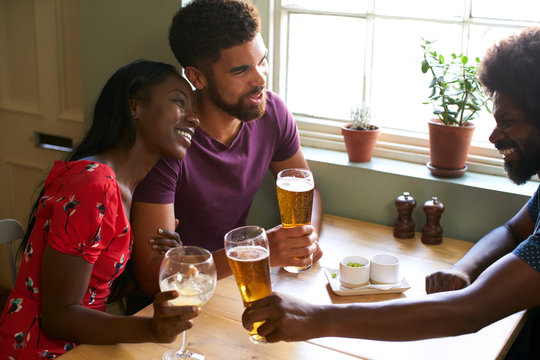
[0,219,24,287]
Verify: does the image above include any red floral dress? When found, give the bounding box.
[0,160,132,359]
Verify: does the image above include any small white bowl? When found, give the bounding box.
[370,254,400,284]
[339,256,370,288]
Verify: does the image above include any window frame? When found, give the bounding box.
[262,0,540,176]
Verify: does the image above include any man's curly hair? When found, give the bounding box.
[169,0,261,70]
[479,27,540,126]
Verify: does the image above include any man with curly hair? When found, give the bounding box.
[131,0,323,297]
[241,27,540,357]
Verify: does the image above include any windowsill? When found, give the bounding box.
[303,146,539,198]
[249,146,538,243]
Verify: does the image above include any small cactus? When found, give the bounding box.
[349,104,373,130]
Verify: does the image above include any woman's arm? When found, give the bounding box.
[40,245,197,344]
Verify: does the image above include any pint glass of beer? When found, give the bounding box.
[224,226,272,344]
[276,168,314,273]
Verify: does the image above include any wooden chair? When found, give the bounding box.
[0,219,24,287]
[0,219,24,309]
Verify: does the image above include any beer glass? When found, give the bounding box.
[159,246,216,360]
[276,168,314,273]
[224,226,272,344]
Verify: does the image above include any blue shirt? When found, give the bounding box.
[513,185,540,272]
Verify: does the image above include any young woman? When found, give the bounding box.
[0,59,200,359]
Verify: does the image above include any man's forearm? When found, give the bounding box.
[451,225,518,282]
[322,290,481,341]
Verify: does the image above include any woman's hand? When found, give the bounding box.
[151,290,199,343]
[149,219,181,255]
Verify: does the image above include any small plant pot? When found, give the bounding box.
[427,119,475,178]
[341,123,380,163]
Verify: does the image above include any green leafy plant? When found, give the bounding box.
[421,38,491,126]
[349,103,377,130]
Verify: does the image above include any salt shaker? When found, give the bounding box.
[393,192,416,239]
[421,196,445,245]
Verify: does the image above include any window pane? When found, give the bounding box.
[277,0,540,171]
[286,14,366,120]
[281,0,367,13]
[375,0,464,19]
[371,19,462,134]
[472,0,540,22]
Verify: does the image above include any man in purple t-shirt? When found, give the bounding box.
[130,0,323,296]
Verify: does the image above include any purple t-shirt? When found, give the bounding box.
[133,91,300,251]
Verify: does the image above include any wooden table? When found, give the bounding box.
[59,215,527,360]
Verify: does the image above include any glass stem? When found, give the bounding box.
[177,330,189,356]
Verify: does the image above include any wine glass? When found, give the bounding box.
[159,246,216,360]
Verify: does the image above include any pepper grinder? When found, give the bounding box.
[421,196,445,245]
[393,192,416,239]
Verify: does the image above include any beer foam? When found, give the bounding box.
[276,177,314,192]
[227,245,269,261]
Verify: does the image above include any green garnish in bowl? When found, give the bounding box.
[347,262,365,268]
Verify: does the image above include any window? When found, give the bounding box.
[266,0,540,175]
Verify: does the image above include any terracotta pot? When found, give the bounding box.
[428,119,475,177]
[341,124,380,162]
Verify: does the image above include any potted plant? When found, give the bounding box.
[341,104,380,162]
[421,38,491,178]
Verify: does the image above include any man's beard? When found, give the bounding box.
[501,135,540,185]
[207,77,266,122]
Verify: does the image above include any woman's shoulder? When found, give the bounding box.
[51,160,115,179]
[45,160,117,195]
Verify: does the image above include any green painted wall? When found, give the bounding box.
[79,0,181,122]
[78,0,267,123]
